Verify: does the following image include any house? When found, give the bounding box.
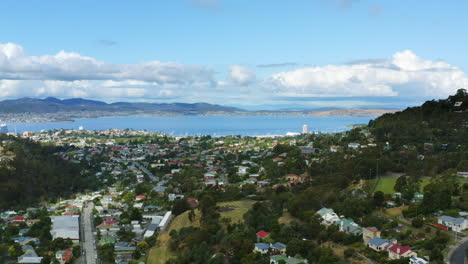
[368,237,394,252]
[409,256,429,264]
[135,195,146,201]
[387,244,417,259]
[187,198,199,207]
[50,215,80,241]
[413,192,424,202]
[270,255,308,264]
[362,227,380,244]
[438,215,468,232]
[256,230,270,241]
[253,243,270,254]
[18,245,42,263]
[316,208,339,226]
[348,143,360,149]
[270,242,287,255]
[56,249,73,264]
[337,218,362,235]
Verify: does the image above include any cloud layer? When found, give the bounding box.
[264,50,468,98]
[0,42,466,107]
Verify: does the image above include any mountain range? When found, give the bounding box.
[0,97,399,118]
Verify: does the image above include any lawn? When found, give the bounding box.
[372,177,468,194]
[147,200,255,264]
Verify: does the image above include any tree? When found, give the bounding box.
[344,248,355,259]
[373,191,385,207]
[173,199,190,216]
[8,243,23,258]
[411,217,424,228]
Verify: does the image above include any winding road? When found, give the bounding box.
[449,239,468,264]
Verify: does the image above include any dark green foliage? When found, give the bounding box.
[0,137,99,210]
[172,199,190,216]
[369,89,468,146]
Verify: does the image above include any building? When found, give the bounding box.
[368,237,396,252]
[409,256,429,264]
[438,215,468,232]
[158,211,172,231]
[253,243,270,254]
[270,255,308,264]
[17,245,42,263]
[302,124,308,134]
[387,244,417,260]
[362,227,380,244]
[316,208,339,226]
[50,215,80,241]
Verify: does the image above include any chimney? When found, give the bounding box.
[396,247,400,254]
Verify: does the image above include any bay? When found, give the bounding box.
[8,115,372,136]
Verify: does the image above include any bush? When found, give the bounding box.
[411,217,424,228]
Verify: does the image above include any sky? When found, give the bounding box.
[0,0,468,110]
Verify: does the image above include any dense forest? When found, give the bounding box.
[0,136,100,210]
[369,88,468,146]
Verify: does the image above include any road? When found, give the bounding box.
[82,202,97,264]
[449,238,468,264]
[134,161,159,182]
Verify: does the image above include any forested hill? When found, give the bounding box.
[0,135,98,210]
[369,89,468,146]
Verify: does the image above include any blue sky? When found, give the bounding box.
[0,0,467,109]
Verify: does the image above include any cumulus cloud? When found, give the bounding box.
[0,42,214,84]
[229,65,256,86]
[264,50,468,98]
[0,42,466,107]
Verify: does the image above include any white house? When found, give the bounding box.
[438,215,468,232]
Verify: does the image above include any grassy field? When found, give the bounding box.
[371,177,468,194]
[147,200,255,264]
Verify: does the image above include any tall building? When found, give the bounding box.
[302,124,308,134]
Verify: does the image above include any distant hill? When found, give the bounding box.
[369,89,468,145]
[0,97,244,114]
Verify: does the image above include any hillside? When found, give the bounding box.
[0,97,244,114]
[0,135,100,209]
[369,89,468,146]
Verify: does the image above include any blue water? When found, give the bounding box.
[8,115,372,136]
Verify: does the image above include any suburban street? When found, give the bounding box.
[134,162,159,182]
[449,238,468,264]
[82,202,97,264]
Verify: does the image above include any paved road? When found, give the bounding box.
[450,239,468,264]
[134,162,159,182]
[82,202,97,264]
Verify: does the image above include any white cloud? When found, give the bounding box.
[0,42,467,107]
[0,42,214,84]
[264,50,468,98]
[229,65,256,86]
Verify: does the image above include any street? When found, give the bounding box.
[82,202,97,264]
[134,161,159,182]
[450,239,468,264]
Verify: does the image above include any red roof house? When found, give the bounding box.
[256,230,270,240]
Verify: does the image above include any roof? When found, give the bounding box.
[271,242,286,250]
[388,244,412,255]
[256,230,270,239]
[254,243,270,250]
[316,208,334,217]
[368,237,389,247]
[440,215,465,224]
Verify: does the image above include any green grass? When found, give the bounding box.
[147,200,255,264]
[371,177,468,194]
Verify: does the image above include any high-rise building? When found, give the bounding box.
[302,124,308,134]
